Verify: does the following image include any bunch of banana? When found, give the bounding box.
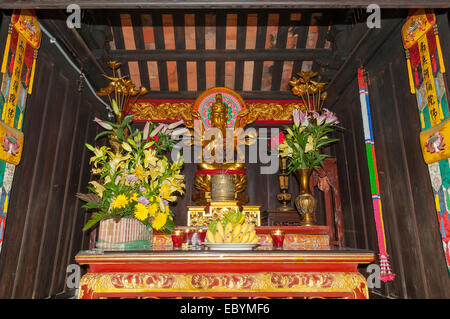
[206,211,258,244]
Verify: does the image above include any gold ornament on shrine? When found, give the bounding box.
[96,61,148,152]
[97,61,148,123]
[289,71,328,112]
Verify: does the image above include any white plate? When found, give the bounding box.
[204,243,259,251]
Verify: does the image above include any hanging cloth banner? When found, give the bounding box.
[402,9,450,273]
[0,9,41,251]
[357,67,396,282]
[1,9,41,129]
[402,9,446,131]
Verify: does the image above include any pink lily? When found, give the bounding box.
[292,109,300,126]
[150,123,164,137]
[298,111,309,127]
[93,117,113,130]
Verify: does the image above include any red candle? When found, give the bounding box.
[183,228,194,245]
[271,229,285,248]
[171,230,184,248]
[196,228,207,243]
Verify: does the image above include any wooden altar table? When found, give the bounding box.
[75,247,375,299]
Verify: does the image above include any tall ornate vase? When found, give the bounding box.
[294,168,317,226]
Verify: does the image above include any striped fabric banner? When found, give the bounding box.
[0,10,41,252]
[358,66,395,282]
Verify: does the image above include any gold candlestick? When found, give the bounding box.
[277,157,294,211]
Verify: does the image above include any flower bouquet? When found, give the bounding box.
[278,108,341,173]
[274,108,341,226]
[78,117,187,250]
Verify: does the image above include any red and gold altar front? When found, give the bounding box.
[75,226,375,299]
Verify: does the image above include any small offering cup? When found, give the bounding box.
[195,228,207,244]
[271,229,285,249]
[171,229,184,249]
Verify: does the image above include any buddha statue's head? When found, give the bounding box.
[210,94,228,131]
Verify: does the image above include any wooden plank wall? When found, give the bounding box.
[0,23,106,298]
[328,11,450,298]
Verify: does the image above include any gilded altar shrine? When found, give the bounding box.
[187,201,261,227]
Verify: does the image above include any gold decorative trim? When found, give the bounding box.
[129,101,305,123]
[130,102,194,122]
[187,201,261,226]
[240,102,305,126]
[78,272,368,299]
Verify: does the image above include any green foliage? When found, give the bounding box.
[82,211,110,231]
[280,111,342,173]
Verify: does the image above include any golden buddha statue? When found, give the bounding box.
[190,93,255,205]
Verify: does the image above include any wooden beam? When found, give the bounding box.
[271,12,290,91]
[37,11,106,90]
[312,12,333,76]
[173,13,187,91]
[292,12,311,76]
[137,90,297,100]
[107,48,332,61]
[2,0,450,9]
[234,12,247,91]
[215,12,226,87]
[152,12,169,91]
[251,12,268,91]
[109,12,130,78]
[131,13,151,90]
[195,13,206,91]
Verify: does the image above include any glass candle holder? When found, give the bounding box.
[271,229,285,248]
[183,228,195,245]
[195,228,207,244]
[171,229,184,248]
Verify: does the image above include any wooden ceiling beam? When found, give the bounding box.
[106,48,332,61]
[2,0,450,9]
[135,90,297,100]
[37,10,107,89]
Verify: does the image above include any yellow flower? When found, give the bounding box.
[143,149,158,168]
[111,194,128,209]
[89,181,105,197]
[133,165,148,181]
[148,202,159,217]
[129,192,138,202]
[305,135,315,153]
[149,161,165,180]
[134,203,149,221]
[278,142,293,157]
[108,153,131,175]
[91,168,103,175]
[152,212,167,231]
[160,183,174,201]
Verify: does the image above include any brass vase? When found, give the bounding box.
[294,168,317,226]
[210,174,236,201]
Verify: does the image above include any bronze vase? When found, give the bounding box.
[294,168,317,226]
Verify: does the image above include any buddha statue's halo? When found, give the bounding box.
[193,87,246,129]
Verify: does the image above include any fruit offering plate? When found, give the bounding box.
[204,243,259,251]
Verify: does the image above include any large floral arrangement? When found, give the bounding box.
[80,117,187,233]
[276,108,341,173]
